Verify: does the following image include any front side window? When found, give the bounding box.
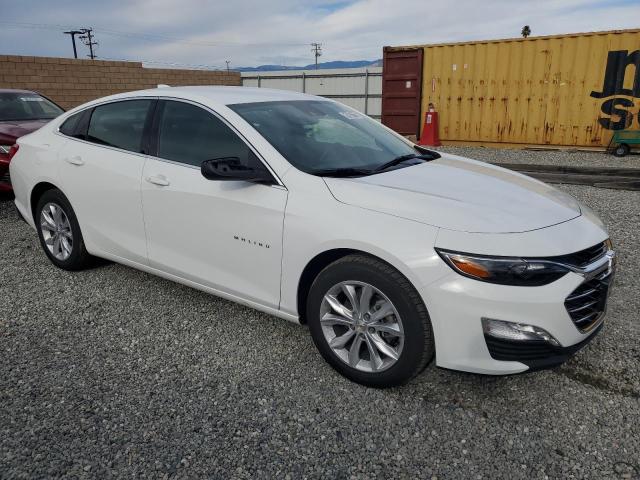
[87,100,152,153]
[0,92,64,121]
[157,100,253,168]
[229,100,420,175]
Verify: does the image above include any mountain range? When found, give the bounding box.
[237,59,382,72]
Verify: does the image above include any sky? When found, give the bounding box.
[2,0,639,69]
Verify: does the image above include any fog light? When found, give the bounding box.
[481,318,560,346]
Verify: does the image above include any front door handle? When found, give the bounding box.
[146,175,170,186]
[65,156,84,166]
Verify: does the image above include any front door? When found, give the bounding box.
[140,100,287,309]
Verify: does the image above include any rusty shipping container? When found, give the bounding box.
[382,29,640,148]
[381,49,423,137]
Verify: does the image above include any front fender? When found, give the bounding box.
[280,192,444,318]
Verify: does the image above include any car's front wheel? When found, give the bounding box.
[35,189,93,270]
[307,254,434,388]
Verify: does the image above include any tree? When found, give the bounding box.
[521,25,531,38]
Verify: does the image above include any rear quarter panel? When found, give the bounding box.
[10,128,68,228]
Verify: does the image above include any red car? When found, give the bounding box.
[0,89,64,192]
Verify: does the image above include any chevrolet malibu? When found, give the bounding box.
[9,86,615,387]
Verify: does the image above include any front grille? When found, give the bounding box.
[549,241,608,268]
[565,270,612,332]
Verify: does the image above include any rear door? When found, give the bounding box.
[57,99,155,264]
[381,47,424,139]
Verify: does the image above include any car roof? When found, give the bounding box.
[94,86,325,107]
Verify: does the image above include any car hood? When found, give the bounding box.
[0,119,49,141]
[323,153,581,233]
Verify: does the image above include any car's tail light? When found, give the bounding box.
[7,144,19,161]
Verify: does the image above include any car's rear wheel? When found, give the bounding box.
[35,189,93,270]
[307,254,434,388]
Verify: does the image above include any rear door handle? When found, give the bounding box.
[146,175,170,186]
[65,156,84,166]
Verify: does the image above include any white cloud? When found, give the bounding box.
[3,0,640,68]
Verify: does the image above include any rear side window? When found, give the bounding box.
[87,100,152,153]
[157,101,253,167]
[59,112,81,136]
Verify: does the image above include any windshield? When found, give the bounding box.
[229,100,423,175]
[0,92,64,122]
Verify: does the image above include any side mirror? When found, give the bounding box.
[201,157,274,184]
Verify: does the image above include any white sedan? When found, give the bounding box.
[9,86,615,387]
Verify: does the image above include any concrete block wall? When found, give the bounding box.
[0,55,241,110]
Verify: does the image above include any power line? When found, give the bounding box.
[101,57,224,70]
[94,27,308,48]
[5,21,310,48]
[6,21,336,69]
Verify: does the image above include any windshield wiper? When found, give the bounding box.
[311,150,440,178]
[372,152,438,173]
[311,167,373,178]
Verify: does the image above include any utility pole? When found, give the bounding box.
[225,60,231,72]
[63,30,83,59]
[311,43,322,70]
[79,28,98,59]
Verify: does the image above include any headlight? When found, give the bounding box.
[0,145,12,155]
[436,249,569,286]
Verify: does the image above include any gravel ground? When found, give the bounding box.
[436,146,640,170]
[1,179,639,479]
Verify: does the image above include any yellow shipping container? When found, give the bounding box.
[388,29,640,148]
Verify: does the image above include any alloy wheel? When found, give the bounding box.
[40,202,73,261]
[320,281,404,372]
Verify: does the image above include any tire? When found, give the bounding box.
[35,189,93,270]
[613,143,629,157]
[307,254,434,388]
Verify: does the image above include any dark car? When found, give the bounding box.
[0,89,64,192]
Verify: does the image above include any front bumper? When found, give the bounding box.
[484,323,603,372]
[421,240,614,375]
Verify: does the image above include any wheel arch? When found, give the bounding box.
[30,181,61,222]
[295,247,421,324]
